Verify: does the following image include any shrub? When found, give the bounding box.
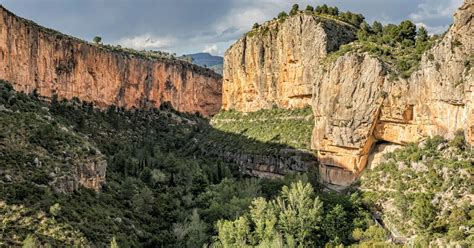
[278,11,288,19]
[289,4,299,16]
[449,130,466,149]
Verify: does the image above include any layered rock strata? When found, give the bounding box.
[223,14,356,112]
[312,1,473,185]
[0,5,222,116]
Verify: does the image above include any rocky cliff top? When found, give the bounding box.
[0,4,221,79]
[223,11,356,112]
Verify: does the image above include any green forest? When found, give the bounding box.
[1,76,472,247]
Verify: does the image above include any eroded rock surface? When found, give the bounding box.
[0,6,222,116]
[223,14,356,112]
[312,1,473,185]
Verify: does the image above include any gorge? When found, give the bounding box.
[223,1,473,186]
[0,1,472,247]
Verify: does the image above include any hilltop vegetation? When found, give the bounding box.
[249,3,437,79]
[327,18,437,78]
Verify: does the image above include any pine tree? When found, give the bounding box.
[289,4,299,16]
[93,36,102,44]
[372,21,383,34]
[416,26,429,42]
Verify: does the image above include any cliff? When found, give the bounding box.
[223,1,472,186]
[223,14,356,112]
[0,5,222,116]
[312,1,473,185]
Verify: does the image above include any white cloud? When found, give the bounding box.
[203,44,219,54]
[212,0,287,40]
[415,22,450,35]
[409,0,462,22]
[116,34,176,50]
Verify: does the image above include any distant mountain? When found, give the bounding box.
[185,53,223,74]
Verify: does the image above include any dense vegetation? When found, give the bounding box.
[275,4,365,27]
[211,107,313,151]
[327,18,438,78]
[360,136,473,246]
[0,80,373,247]
[248,4,364,38]
[205,135,473,247]
[213,181,389,247]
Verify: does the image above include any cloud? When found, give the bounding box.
[116,34,176,50]
[415,22,450,35]
[203,44,219,54]
[2,0,463,54]
[410,0,462,21]
[408,0,462,33]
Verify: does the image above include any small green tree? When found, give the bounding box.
[133,187,154,214]
[328,6,339,16]
[397,20,417,41]
[372,21,383,34]
[93,36,102,44]
[323,204,351,245]
[320,4,329,14]
[253,22,260,29]
[289,4,299,16]
[305,5,314,12]
[216,216,250,247]
[416,26,428,42]
[412,194,436,231]
[278,11,288,19]
[275,181,324,245]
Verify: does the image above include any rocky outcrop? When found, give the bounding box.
[200,147,316,178]
[312,1,473,186]
[49,154,107,193]
[311,54,390,185]
[223,14,356,112]
[0,6,222,116]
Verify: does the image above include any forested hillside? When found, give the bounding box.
[0,80,366,247]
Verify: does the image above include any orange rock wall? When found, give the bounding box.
[0,6,222,116]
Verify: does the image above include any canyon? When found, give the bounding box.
[0,2,472,246]
[0,1,472,188]
[0,5,222,117]
[224,1,473,186]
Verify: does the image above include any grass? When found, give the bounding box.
[211,107,314,151]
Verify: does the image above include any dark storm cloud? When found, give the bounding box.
[0,0,463,55]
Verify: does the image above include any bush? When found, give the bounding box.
[289,4,299,16]
[449,130,466,149]
[278,11,287,19]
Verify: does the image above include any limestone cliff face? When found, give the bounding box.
[312,1,473,185]
[0,6,222,116]
[311,54,390,185]
[223,14,356,112]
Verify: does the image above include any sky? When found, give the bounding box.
[0,0,464,56]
